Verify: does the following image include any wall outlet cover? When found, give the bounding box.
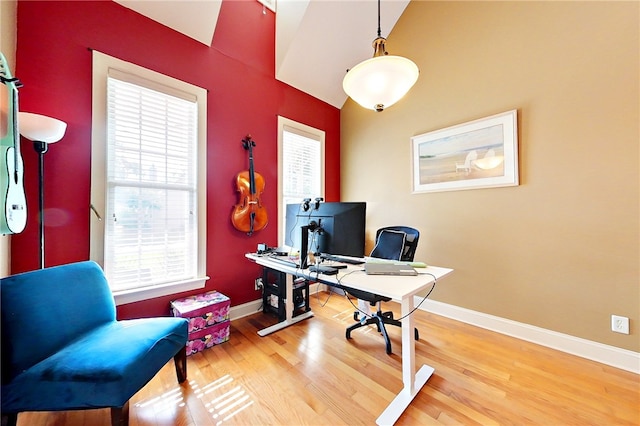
[611,315,630,334]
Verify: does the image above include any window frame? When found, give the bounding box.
[277,116,325,247]
[90,51,208,305]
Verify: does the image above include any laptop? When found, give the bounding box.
[364,262,417,276]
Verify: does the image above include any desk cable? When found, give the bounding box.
[312,282,335,308]
[305,267,361,308]
[338,271,438,322]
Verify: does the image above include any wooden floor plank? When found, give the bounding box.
[15,292,639,425]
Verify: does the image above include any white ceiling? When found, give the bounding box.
[114,0,410,109]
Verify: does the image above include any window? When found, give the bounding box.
[91,51,208,305]
[277,116,325,246]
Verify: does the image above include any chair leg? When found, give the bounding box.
[376,316,393,355]
[174,346,187,383]
[346,308,419,355]
[379,313,420,341]
[1,413,18,426]
[111,401,129,426]
[346,316,368,339]
[346,314,394,354]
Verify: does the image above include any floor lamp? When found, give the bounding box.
[18,112,67,269]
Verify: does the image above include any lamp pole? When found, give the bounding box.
[34,141,48,269]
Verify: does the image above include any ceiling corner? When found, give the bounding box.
[114,0,222,46]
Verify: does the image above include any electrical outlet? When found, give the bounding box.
[254,278,263,291]
[611,315,630,334]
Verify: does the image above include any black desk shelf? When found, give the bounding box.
[261,267,310,321]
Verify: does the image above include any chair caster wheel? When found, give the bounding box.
[353,311,359,321]
[414,328,419,341]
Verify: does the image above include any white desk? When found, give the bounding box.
[246,253,453,425]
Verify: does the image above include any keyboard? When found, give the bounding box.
[309,265,339,275]
[320,254,365,265]
[266,256,300,268]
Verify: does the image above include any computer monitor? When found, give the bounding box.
[284,202,366,267]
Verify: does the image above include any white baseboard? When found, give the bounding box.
[228,287,639,374]
[418,298,640,374]
[230,298,264,321]
[229,282,324,321]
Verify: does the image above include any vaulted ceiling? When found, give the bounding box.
[114,0,410,109]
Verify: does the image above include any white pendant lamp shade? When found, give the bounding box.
[342,0,419,112]
[343,54,419,112]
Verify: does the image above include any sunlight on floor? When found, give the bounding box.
[334,308,375,336]
[194,374,255,424]
[134,373,256,425]
[135,386,185,409]
[333,308,356,324]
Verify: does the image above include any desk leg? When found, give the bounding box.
[257,272,313,337]
[376,295,434,425]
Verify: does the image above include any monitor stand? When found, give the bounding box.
[299,224,310,269]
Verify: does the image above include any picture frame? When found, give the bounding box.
[411,109,519,193]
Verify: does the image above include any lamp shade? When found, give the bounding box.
[18,112,67,143]
[343,55,419,112]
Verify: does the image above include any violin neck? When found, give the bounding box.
[244,136,257,195]
[248,149,256,194]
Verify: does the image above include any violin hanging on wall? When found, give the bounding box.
[231,135,268,236]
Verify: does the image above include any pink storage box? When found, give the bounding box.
[170,291,230,333]
[185,320,230,356]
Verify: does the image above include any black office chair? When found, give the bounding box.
[345,226,420,354]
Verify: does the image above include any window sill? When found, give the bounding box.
[113,276,209,306]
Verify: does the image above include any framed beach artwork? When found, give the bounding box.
[411,110,519,193]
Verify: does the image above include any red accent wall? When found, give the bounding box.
[13,0,341,318]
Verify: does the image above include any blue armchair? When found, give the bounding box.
[1,261,189,426]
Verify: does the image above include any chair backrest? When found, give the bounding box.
[370,226,420,261]
[1,261,116,382]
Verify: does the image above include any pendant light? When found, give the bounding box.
[342,0,419,112]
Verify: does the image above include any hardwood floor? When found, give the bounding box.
[17,291,639,425]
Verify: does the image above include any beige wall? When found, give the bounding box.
[0,0,17,278]
[341,1,639,352]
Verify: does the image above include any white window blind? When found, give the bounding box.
[282,125,322,206]
[105,74,198,292]
[277,117,325,246]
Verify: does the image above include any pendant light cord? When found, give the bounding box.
[377,0,382,38]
